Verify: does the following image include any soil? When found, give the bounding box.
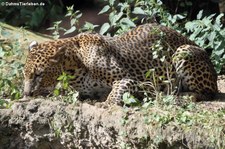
[218,75,225,93]
[0,76,224,149]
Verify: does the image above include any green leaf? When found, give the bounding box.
[99,23,110,35]
[120,18,136,27]
[30,7,46,28]
[46,26,55,30]
[123,92,130,100]
[64,26,76,35]
[185,22,194,31]
[72,92,79,103]
[0,47,5,57]
[70,18,76,26]
[53,89,60,96]
[109,0,115,6]
[180,2,185,7]
[133,7,145,15]
[122,92,140,106]
[115,12,123,22]
[145,70,151,78]
[215,13,224,26]
[109,11,116,25]
[173,14,185,20]
[98,5,110,15]
[68,75,76,79]
[57,75,65,81]
[214,47,224,56]
[63,82,69,89]
[110,12,123,25]
[118,2,129,12]
[197,10,203,20]
[208,31,216,42]
[76,13,82,19]
[82,22,99,31]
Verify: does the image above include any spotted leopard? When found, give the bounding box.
[23,23,218,104]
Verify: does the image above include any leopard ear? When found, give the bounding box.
[29,41,38,51]
[49,46,66,63]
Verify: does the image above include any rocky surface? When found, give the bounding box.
[0,99,224,149]
[0,77,224,149]
[0,99,146,149]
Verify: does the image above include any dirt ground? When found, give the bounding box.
[217,75,225,99]
[0,76,224,149]
[200,75,225,110]
[218,75,225,93]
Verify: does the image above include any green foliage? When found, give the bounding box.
[0,36,23,101]
[0,99,12,109]
[48,0,186,37]
[98,0,224,72]
[185,11,225,73]
[53,72,78,104]
[139,96,225,148]
[56,72,75,91]
[120,92,225,148]
[48,5,99,39]
[49,110,76,140]
[49,120,62,138]
[98,0,185,35]
[64,6,82,35]
[0,0,63,30]
[63,6,99,34]
[47,21,65,39]
[135,27,176,102]
[122,92,140,106]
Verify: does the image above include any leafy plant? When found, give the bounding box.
[0,38,23,101]
[98,0,186,35]
[140,99,225,148]
[49,119,62,138]
[99,0,224,73]
[185,11,225,73]
[63,6,82,35]
[53,72,78,104]
[0,0,63,30]
[55,72,75,91]
[142,29,176,101]
[47,5,98,39]
[122,92,140,107]
[47,21,65,39]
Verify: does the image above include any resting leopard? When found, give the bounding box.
[23,23,218,104]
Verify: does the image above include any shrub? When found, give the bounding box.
[185,11,225,73]
[0,35,23,100]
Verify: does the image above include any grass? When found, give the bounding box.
[122,95,225,148]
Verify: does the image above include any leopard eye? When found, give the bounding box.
[34,72,43,79]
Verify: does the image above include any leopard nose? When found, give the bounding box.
[23,91,32,97]
[23,80,32,96]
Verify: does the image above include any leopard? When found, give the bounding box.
[23,23,218,104]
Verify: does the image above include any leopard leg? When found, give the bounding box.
[173,45,218,101]
[105,78,138,105]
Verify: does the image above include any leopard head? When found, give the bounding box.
[23,41,66,97]
[23,33,108,98]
